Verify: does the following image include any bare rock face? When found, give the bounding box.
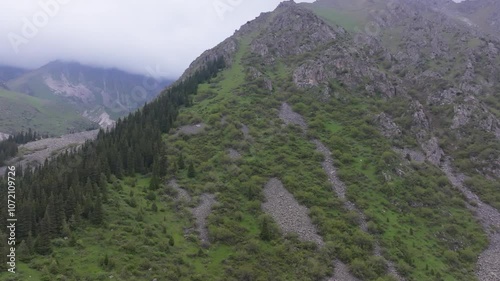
[247,67,273,91]
[427,88,461,106]
[44,74,95,104]
[248,67,263,79]
[263,78,274,91]
[411,101,430,133]
[293,61,326,88]
[407,100,435,147]
[374,113,402,138]
[250,2,343,61]
[82,108,116,129]
[483,117,500,139]
[450,96,500,139]
[0,132,11,141]
[251,41,270,58]
[393,147,426,163]
[452,102,474,129]
[488,42,499,55]
[421,137,444,165]
[248,2,401,98]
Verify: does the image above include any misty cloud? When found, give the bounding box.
[0,0,313,78]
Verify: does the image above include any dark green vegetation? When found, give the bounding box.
[0,141,17,167]
[1,1,500,280]
[0,89,97,136]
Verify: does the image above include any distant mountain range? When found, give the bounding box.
[448,0,500,37]
[0,65,27,83]
[0,61,173,136]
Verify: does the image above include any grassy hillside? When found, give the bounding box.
[2,32,488,281]
[0,89,97,136]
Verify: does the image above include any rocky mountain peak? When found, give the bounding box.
[276,0,296,9]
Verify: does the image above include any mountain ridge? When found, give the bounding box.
[1,1,499,281]
[6,60,172,119]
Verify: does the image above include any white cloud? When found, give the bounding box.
[0,0,314,78]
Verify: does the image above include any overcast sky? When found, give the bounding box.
[0,0,316,78]
[0,0,468,78]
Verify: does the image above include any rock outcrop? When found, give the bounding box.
[374,113,402,138]
[0,132,11,141]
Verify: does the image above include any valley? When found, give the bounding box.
[0,61,171,137]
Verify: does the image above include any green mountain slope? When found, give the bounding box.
[1,1,499,281]
[0,89,96,136]
[302,0,500,216]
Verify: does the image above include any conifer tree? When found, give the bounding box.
[35,212,52,255]
[187,162,196,178]
[0,233,7,271]
[18,240,32,262]
[149,173,160,190]
[91,197,104,225]
[260,217,272,241]
[178,153,185,170]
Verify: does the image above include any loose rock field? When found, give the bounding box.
[261,178,324,245]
